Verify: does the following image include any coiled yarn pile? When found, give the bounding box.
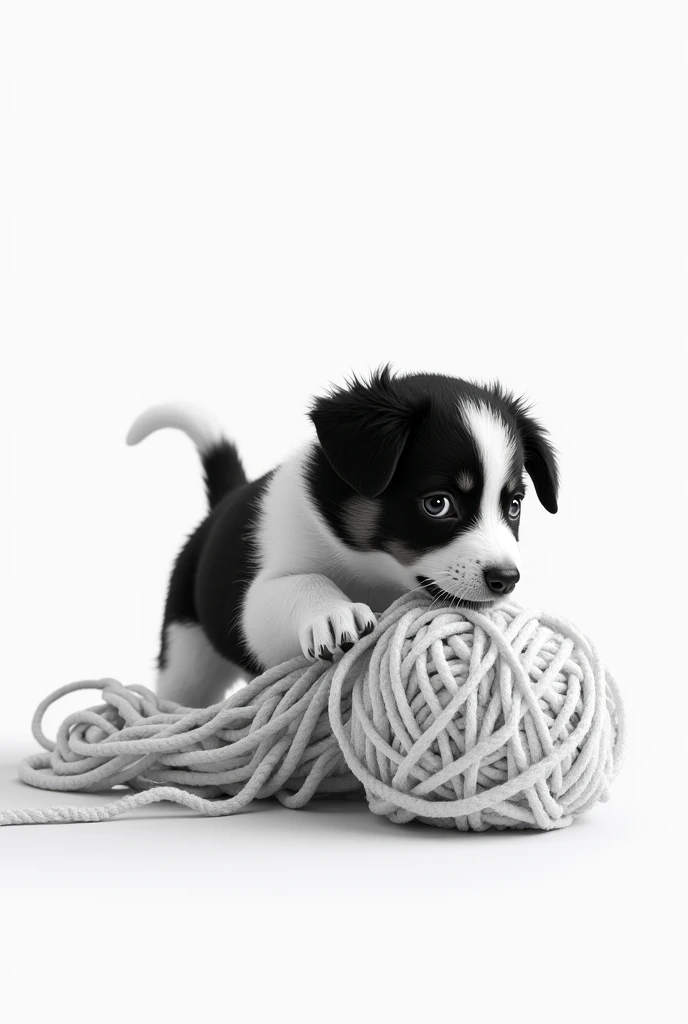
[0,592,625,830]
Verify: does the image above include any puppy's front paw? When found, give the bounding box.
[299,603,376,662]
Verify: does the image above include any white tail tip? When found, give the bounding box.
[126,402,223,454]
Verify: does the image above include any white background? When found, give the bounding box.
[1,2,686,1022]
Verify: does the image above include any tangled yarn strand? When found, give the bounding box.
[1,660,357,826]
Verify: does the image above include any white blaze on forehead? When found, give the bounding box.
[462,401,516,498]
[460,400,520,569]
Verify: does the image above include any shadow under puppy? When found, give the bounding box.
[127,366,559,707]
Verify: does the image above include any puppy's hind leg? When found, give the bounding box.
[157,621,244,708]
[156,522,248,707]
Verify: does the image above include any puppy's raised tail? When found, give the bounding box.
[126,402,247,509]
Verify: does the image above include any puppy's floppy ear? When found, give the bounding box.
[508,396,560,514]
[309,365,426,498]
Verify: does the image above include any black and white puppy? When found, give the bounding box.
[127,367,558,707]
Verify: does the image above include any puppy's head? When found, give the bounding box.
[308,365,558,608]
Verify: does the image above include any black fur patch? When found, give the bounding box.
[202,440,247,508]
[160,472,273,674]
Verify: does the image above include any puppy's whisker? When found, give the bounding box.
[417,570,488,612]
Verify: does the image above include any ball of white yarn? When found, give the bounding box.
[329,596,625,830]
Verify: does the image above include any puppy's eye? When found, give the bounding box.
[422,494,455,519]
[508,497,522,520]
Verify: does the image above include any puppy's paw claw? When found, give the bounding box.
[299,602,377,662]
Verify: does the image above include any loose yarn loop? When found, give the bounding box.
[0,593,626,830]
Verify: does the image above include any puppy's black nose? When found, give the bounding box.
[484,566,520,595]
